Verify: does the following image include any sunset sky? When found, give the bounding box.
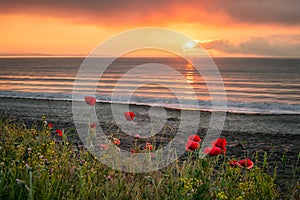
[1,0,300,57]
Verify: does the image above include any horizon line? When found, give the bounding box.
[1,55,300,59]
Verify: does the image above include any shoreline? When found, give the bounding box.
[1,97,299,135]
[1,96,299,116]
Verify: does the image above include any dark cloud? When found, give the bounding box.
[0,0,177,24]
[200,35,300,57]
[212,0,300,25]
[0,0,173,14]
[0,0,300,25]
[0,0,183,25]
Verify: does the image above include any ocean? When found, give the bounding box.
[0,57,299,114]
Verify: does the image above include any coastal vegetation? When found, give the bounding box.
[0,113,299,199]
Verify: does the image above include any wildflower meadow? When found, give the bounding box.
[0,96,299,199]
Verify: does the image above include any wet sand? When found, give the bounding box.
[0,97,299,190]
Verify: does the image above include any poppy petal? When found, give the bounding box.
[85,96,96,106]
[186,140,200,151]
[134,134,141,139]
[55,129,63,137]
[112,138,120,146]
[188,135,201,142]
[237,159,254,169]
[204,146,221,156]
[124,111,135,121]
[90,123,96,128]
[212,138,227,149]
[144,142,153,151]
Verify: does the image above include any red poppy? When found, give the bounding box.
[134,134,141,139]
[212,138,227,148]
[90,123,96,128]
[124,111,135,121]
[185,140,200,151]
[212,138,227,155]
[55,129,63,137]
[113,138,120,146]
[203,146,222,156]
[237,159,254,169]
[144,142,153,151]
[188,135,201,143]
[47,123,53,128]
[229,159,254,169]
[130,148,136,154]
[85,96,96,106]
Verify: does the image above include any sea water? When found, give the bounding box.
[0,57,299,114]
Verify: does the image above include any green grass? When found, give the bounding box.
[0,115,298,199]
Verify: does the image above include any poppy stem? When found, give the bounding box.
[134,139,138,150]
[29,171,33,200]
[282,150,287,172]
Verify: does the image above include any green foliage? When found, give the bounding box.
[0,117,297,199]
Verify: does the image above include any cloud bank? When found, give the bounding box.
[0,0,300,25]
[200,35,300,57]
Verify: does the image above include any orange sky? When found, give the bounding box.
[1,0,300,57]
